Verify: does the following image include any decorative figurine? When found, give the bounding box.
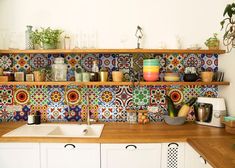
[135,25,143,49]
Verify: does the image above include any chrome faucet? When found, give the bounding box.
[86,93,90,125]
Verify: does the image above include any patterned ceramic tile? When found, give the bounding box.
[183,85,202,103]
[47,54,65,65]
[22,105,30,114]
[99,54,116,80]
[149,86,166,106]
[64,105,81,121]
[98,106,116,122]
[67,69,75,81]
[117,54,132,81]
[14,86,30,105]
[81,105,99,122]
[47,105,66,121]
[0,105,14,122]
[81,54,99,72]
[153,54,166,73]
[166,53,185,72]
[30,86,48,105]
[30,105,48,122]
[148,105,166,122]
[201,54,218,71]
[0,54,13,70]
[65,86,82,106]
[13,110,28,121]
[99,87,116,107]
[166,85,184,105]
[133,87,150,106]
[115,86,133,109]
[48,86,64,106]
[183,54,202,69]
[0,85,13,105]
[81,86,99,105]
[30,54,48,70]
[65,54,81,70]
[13,53,31,73]
[115,106,127,122]
[201,86,218,97]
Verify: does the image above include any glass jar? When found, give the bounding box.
[52,57,67,81]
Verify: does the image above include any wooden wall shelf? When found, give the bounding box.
[0,49,226,54]
[0,81,230,86]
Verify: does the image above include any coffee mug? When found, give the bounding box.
[201,71,214,82]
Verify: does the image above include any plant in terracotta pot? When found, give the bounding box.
[220,3,235,52]
[204,33,220,50]
[31,27,63,49]
[33,68,46,82]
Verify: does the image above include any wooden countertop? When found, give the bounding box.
[0,122,234,168]
[188,138,235,168]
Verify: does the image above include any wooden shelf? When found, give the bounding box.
[0,49,226,54]
[0,81,230,86]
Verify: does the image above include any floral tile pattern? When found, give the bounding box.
[0,85,13,105]
[133,87,150,106]
[81,86,99,105]
[81,105,99,122]
[98,106,116,122]
[201,54,218,71]
[30,54,48,70]
[65,54,81,70]
[201,85,218,97]
[64,105,81,121]
[166,53,185,73]
[47,54,65,65]
[0,54,13,70]
[48,86,64,106]
[47,105,66,121]
[0,105,13,122]
[13,110,28,121]
[81,54,99,72]
[30,105,48,122]
[14,86,30,105]
[183,54,202,70]
[99,54,116,80]
[115,86,133,109]
[167,86,184,105]
[115,106,127,122]
[99,87,115,107]
[183,85,202,102]
[149,86,166,106]
[116,54,132,81]
[13,54,31,73]
[30,86,48,105]
[65,86,82,106]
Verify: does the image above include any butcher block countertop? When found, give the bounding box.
[0,122,234,168]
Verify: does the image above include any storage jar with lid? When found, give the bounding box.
[52,57,67,81]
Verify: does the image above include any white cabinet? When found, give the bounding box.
[40,143,100,168]
[0,143,40,168]
[161,142,185,168]
[101,143,162,168]
[185,143,213,168]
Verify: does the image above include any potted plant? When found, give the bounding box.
[31,27,63,49]
[220,3,235,52]
[33,68,46,82]
[204,33,220,50]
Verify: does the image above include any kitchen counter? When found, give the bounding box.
[0,122,234,168]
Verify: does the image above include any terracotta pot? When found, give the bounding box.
[33,71,45,82]
[201,71,214,82]
[112,71,123,82]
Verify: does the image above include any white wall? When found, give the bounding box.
[0,0,234,115]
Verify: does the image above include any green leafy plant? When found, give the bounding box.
[220,3,235,52]
[31,27,63,49]
[204,33,219,49]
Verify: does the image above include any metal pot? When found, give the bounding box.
[195,103,212,122]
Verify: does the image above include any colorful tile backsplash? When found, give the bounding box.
[0,53,219,122]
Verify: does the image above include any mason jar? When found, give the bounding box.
[52,57,67,81]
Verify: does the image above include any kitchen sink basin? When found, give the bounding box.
[2,124,104,138]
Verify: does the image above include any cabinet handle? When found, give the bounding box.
[64,144,76,149]
[168,143,179,147]
[125,145,137,150]
[199,156,207,164]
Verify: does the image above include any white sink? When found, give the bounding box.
[2,124,104,138]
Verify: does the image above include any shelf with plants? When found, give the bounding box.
[0,49,226,54]
[0,81,230,86]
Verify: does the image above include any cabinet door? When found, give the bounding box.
[41,143,100,168]
[161,142,185,168]
[101,143,161,168]
[0,143,40,168]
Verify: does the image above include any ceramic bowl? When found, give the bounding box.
[143,72,159,82]
[164,72,179,77]
[164,116,186,125]
[143,59,160,66]
[183,74,198,82]
[164,76,180,82]
[143,66,160,73]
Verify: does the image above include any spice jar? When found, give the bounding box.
[52,57,67,81]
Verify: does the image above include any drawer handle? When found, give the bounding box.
[125,145,137,150]
[168,143,179,147]
[199,156,207,164]
[64,144,75,149]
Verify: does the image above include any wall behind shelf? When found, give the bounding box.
[0,0,234,115]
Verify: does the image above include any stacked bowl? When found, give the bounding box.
[143,59,160,82]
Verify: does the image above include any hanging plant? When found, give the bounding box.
[220,3,235,52]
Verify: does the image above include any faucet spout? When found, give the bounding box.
[86,93,90,125]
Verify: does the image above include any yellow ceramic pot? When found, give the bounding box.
[201,71,214,82]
